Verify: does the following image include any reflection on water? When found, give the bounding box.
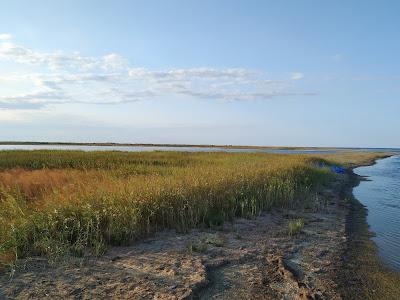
[354,156,400,271]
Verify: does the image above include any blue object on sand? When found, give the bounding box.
[332,166,346,174]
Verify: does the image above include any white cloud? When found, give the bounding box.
[0,33,12,40]
[290,72,304,80]
[0,42,99,70]
[0,39,315,110]
[102,53,128,71]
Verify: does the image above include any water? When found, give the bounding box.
[353,156,400,271]
[0,144,341,154]
[0,144,399,154]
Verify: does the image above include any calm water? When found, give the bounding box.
[0,144,340,154]
[354,156,400,271]
[0,144,399,154]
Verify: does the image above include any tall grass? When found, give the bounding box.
[0,150,334,265]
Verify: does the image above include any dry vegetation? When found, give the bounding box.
[313,151,392,168]
[0,150,340,266]
[0,150,389,267]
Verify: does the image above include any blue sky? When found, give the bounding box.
[0,0,399,147]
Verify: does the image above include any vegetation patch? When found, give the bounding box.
[287,219,304,236]
[0,149,394,298]
[0,150,343,266]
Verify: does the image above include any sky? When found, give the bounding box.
[0,0,399,147]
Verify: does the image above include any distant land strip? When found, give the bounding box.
[0,141,383,151]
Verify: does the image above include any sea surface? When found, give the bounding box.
[0,144,340,154]
[353,155,400,271]
[0,144,399,154]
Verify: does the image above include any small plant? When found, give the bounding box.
[203,234,225,247]
[288,218,304,236]
[193,241,208,252]
[186,240,208,253]
[186,241,193,254]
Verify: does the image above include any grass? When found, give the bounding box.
[0,150,338,266]
[314,151,392,168]
[186,233,226,253]
[287,218,304,236]
[0,150,386,267]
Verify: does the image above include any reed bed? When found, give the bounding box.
[0,150,335,265]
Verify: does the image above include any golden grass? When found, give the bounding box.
[314,151,391,168]
[0,150,384,266]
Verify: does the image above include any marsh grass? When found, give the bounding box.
[0,150,336,266]
[314,151,391,168]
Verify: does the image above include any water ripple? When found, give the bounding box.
[354,155,400,272]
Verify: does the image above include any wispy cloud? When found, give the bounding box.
[0,33,12,40]
[0,42,99,70]
[0,36,314,110]
[290,72,304,80]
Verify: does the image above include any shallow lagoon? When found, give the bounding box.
[354,156,400,271]
[1,144,399,154]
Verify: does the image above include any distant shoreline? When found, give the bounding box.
[0,141,398,151]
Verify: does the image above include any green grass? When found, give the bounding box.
[287,218,304,236]
[0,150,340,265]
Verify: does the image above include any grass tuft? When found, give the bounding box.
[287,218,304,236]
